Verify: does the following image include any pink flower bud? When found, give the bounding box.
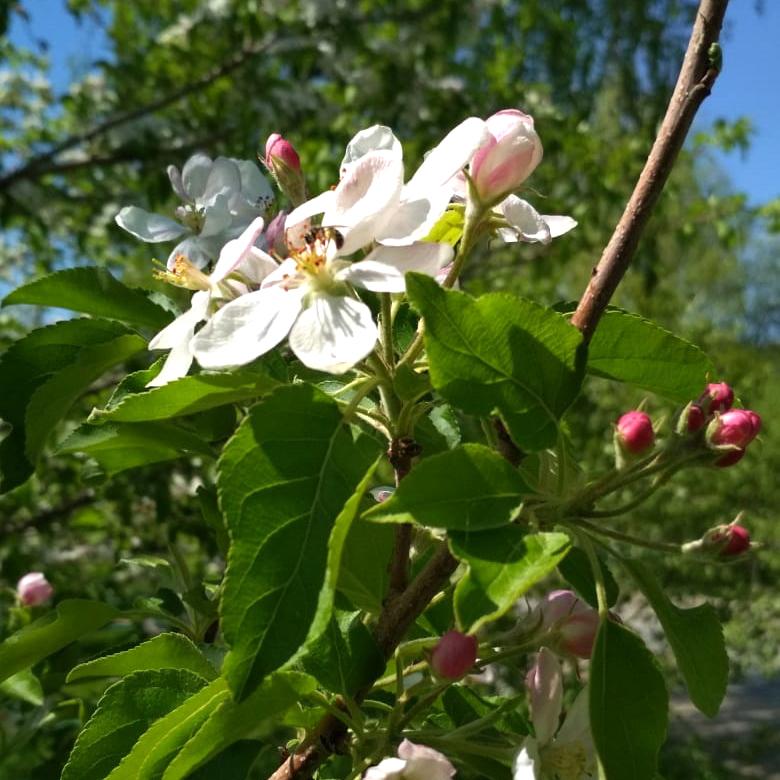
[525,648,563,744]
[687,404,705,432]
[616,411,655,454]
[17,572,53,606]
[708,409,761,465]
[697,524,751,557]
[470,109,543,203]
[700,382,734,414]
[370,485,395,503]
[430,631,478,679]
[264,133,301,172]
[537,590,599,659]
[365,740,456,780]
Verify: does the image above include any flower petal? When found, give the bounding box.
[167,165,187,201]
[498,195,551,244]
[340,124,402,176]
[210,217,266,284]
[554,686,591,746]
[200,157,242,207]
[374,188,452,245]
[543,214,578,238]
[192,286,304,368]
[406,116,489,195]
[513,741,542,780]
[181,153,213,200]
[286,189,336,231]
[323,150,404,255]
[363,758,407,780]
[397,740,456,780]
[526,647,563,745]
[232,158,274,207]
[199,192,234,238]
[167,235,221,270]
[338,243,453,293]
[288,295,377,373]
[115,206,187,243]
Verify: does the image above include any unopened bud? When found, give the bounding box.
[17,572,53,606]
[525,648,563,744]
[264,133,305,206]
[537,590,599,659]
[687,404,705,432]
[430,631,478,679]
[707,409,761,467]
[616,411,655,455]
[470,109,543,204]
[370,485,395,503]
[700,382,734,414]
[684,523,752,558]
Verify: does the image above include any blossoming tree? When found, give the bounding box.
[0,1,760,778]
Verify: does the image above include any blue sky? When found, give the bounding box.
[8,1,780,207]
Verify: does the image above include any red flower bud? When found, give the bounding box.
[687,404,705,432]
[264,133,301,172]
[700,524,751,557]
[616,411,655,454]
[701,382,734,414]
[17,572,54,606]
[536,590,599,659]
[430,631,478,679]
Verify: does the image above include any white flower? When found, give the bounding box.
[116,154,273,269]
[514,648,595,780]
[191,151,453,375]
[147,217,276,386]
[364,739,456,780]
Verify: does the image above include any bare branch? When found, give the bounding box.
[571,0,730,343]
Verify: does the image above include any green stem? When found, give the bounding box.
[566,516,682,554]
[577,531,609,619]
[380,292,395,369]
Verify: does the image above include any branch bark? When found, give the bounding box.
[571,0,729,343]
[269,3,730,777]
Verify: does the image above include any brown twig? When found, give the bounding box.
[571,0,729,343]
[268,3,730,777]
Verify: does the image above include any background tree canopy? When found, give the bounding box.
[0,1,777,777]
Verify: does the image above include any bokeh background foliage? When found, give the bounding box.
[0,1,776,777]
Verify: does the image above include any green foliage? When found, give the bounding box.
[624,559,728,718]
[450,529,570,632]
[217,384,381,700]
[407,274,583,450]
[365,444,529,531]
[590,621,669,780]
[558,547,620,609]
[0,600,118,684]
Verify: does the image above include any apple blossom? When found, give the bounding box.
[700,381,734,414]
[364,740,456,780]
[17,572,54,606]
[430,631,478,679]
[265,133,305,205]
[536,590,600,659]
[683,522,752,558]
[116,153,273,269]
[515,648,596,780]
[192,151,453,374]
[707,409,761,466]
[616,410,655,454]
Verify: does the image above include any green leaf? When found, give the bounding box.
[187,741,262,780]
[90,369,280,424]
[587,309,714,401]
[0,600,118,684]
[406,274,583,450]
[337,519,394,614]
[0,669,44,706]
[623,559,728,717]
[558,547,619,609]
[60,421,214,476]
[2,267,173,330]
[106,677,230,780]
[218,384,381,700]
[61,668,208,780]
[365,444,529,531]
[68,633,218,683]
[590,620,668,780]
[450,529,570,632]
[25,332,146,460]
[162,672,317,780]
[0,319,141,492]
[300,611,384,695]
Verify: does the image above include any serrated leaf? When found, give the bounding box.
[91,369,280,424]
[68,633,218,683]
[218,384,381,700]
[623,559,728,717]
[337,519,394,614]
[162,672,317,780]
[0,669,44,706]
[62,668,208,780]
[60,420,214,475]
[0,319,139,492]
[590,620,668,780]
[450,529,570,632]
[0,600,118,684]
[407,274,583,450]
[25,332,146,460]
[588,309,714,401]
[106,677,230,780]
[365,443,529,531]
[558,547,619,609]
[2,267,173,330]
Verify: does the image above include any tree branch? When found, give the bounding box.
[570,0,729,343]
